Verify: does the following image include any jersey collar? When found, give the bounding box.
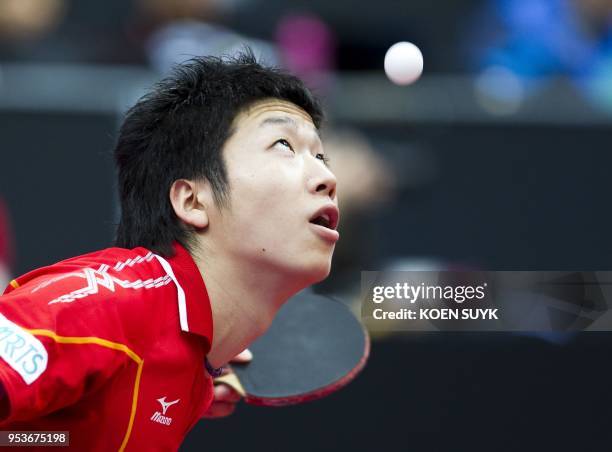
[165,242,214,353]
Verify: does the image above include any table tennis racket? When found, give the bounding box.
[213,290,370,406]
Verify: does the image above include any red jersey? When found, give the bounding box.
[0,243,215,451]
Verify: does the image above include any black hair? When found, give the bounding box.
[114,50,324,257]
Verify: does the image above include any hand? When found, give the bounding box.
[202,349,252,418]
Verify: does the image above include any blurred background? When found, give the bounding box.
[2,0,612,450]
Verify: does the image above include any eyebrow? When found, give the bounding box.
[259,116,321,138]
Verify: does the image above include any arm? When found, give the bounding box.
[0,285,132,424]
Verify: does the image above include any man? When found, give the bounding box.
[0,51,339,450]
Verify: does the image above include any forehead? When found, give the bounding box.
[232,99,318,136]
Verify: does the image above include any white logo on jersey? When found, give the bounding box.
[0,314,48,385]
[35,253,174,305]
[151,396,180,426]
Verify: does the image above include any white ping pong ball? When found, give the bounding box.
[384,41,423,85]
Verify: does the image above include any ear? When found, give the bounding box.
[169,179,212,229]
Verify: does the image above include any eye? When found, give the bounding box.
[316,153,330,166]
[274,139,294,152]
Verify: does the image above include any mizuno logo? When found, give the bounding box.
[151,396,180,426]
[157,397,180,415]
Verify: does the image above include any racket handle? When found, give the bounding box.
[213,372,246,397]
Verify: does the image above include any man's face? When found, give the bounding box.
[207,99,339,285]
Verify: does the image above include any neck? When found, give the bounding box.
[191,246,305,368]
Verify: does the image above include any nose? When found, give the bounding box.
[307,163,337,201]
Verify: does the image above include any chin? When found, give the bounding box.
[301,258,333,286]
[275,252,334,289]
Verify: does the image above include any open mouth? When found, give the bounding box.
[311,215,332,229]
[309,207,339,230]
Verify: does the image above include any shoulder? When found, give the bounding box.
[3,246,159,297]
[0,247,178,340]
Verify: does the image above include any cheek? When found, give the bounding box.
[230,164,301,216]
[233,175,278,212]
